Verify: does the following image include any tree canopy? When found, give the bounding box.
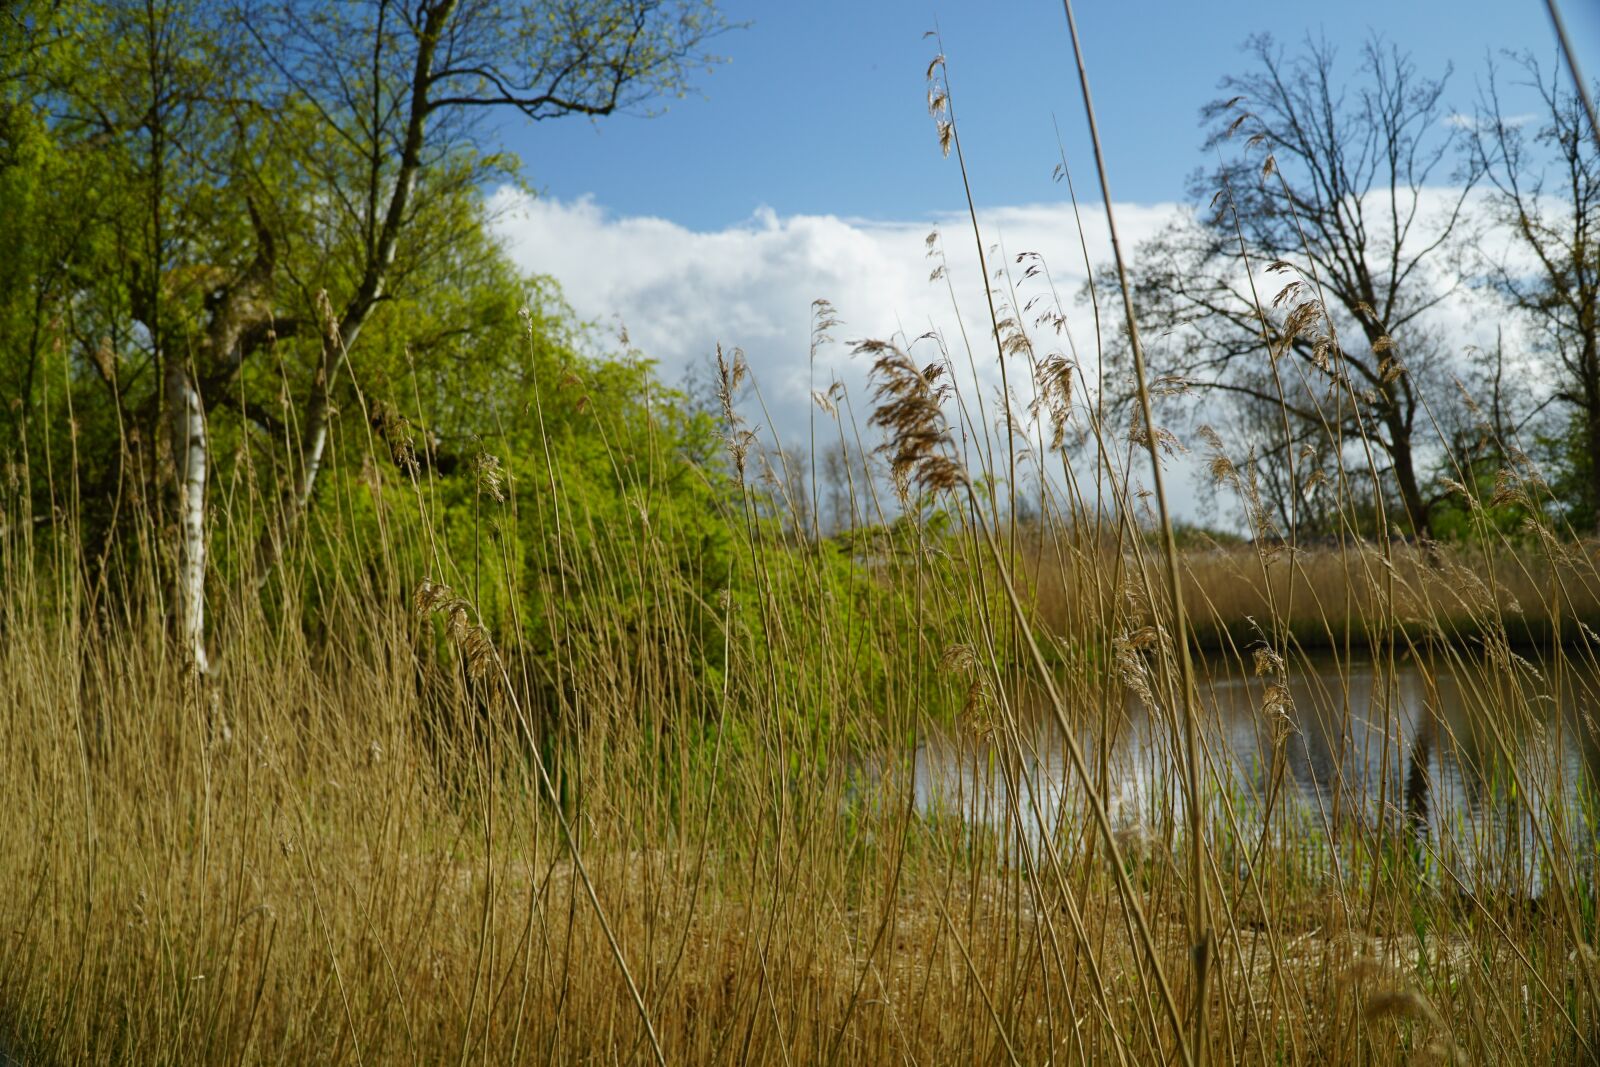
[0,0,733,670]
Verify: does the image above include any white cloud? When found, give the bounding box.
[488,191,1184,395]
[487,186,1544,528]
[1445,111,1540,131]
[488,187,1196,508]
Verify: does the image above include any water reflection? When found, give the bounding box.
[902,649,1600,896]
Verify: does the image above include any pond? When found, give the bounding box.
[900,647,1600,895]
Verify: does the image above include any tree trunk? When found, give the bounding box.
[1389,432,1431,540]
[252,6,455,586]
[165,357,208,674]
[1584,355,1600,537]
[293,317,341,516]
[254,296,350,585]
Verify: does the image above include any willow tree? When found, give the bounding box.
[0,1,90,459]
[14,0,258,673]
[240,1,729,579]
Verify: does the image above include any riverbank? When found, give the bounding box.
[1028,538,1600,653]
[2,569,1595,1065]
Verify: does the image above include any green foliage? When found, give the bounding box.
[1426,461,1537,544]
[0,0,734,658]
[1538,413,1599,537]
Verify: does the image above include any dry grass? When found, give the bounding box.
[1030,537,1600,652]
[2,439,1598,1065]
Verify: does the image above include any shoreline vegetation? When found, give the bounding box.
[4,2,1600,1064]
[7,510,1599,1065]
[1028,537,1600,654]
[5,413,1600,1064]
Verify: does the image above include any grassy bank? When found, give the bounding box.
[1030,537,1600,653]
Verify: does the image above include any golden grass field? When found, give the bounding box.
[3,478,1599,1064]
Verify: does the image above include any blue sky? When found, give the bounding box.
[506,1,1599,228]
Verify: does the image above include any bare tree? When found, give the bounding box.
[1115,35,1477,538]
[1195,381,1345,541]
[818,442,857,536]
[1469,52,1600,532]
[762,445,812,541]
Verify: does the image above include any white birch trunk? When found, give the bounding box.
[294,354,333,515]
[295,425,327,513]
[295,306,366,514]
[166,360,209,675]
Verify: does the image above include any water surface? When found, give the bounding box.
[903,649,1600,894]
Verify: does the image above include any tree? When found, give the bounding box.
[242,0,727,574]
[1113,35,1477,538]
[1468,52,1600,534]
[28,0,259,671]
[8,0,728,672]
[0,3,88,455]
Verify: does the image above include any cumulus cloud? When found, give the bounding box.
[488,186,1532,526]
[489,187,1195,501]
